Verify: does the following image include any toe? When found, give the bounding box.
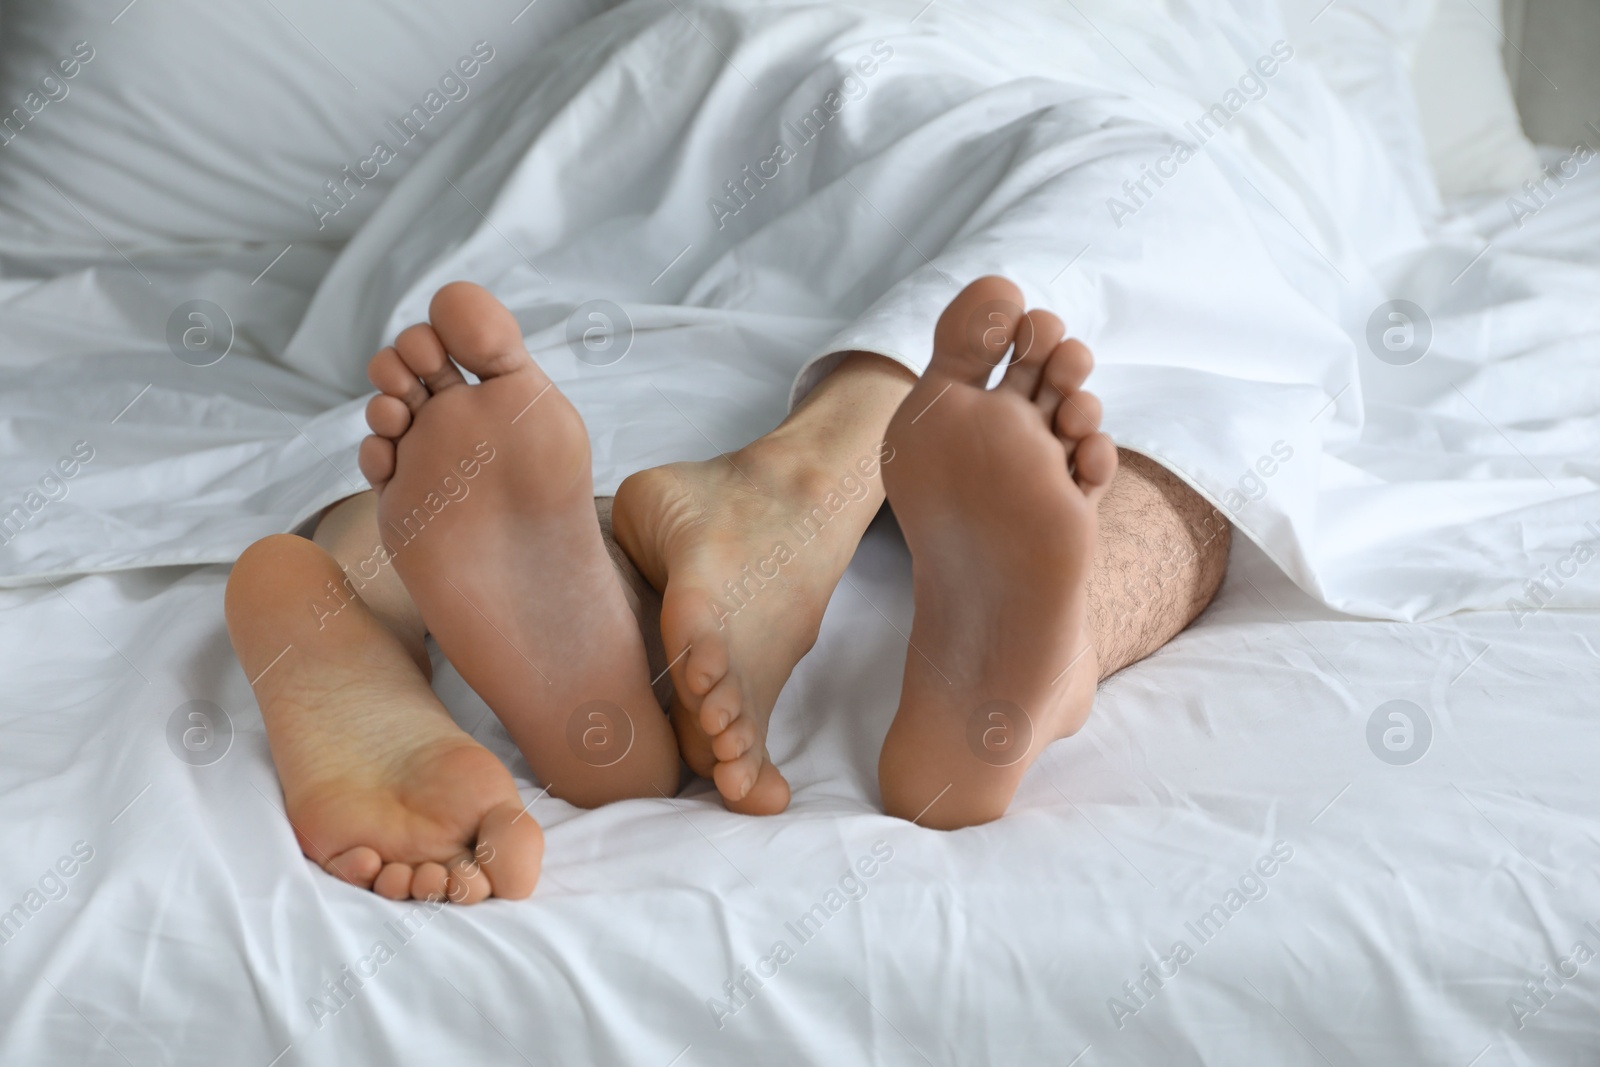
[374,862,414,900]
[1073,432,1119,498]
[660,587,730,700]
[698,674,742,736]
[475,800,544,900]
[1036,338,1095,419]
[325,846,382,889]
[395,323,468,394]
[713,748,764,804]
[718,755,791,816]
[1055,390,1104,442]
[928,275,1025,385]
[428,281,532,379]
[711,712,757,762]
[411,862,450,902]
[445,851,492,905]
[367,347,430,412]
[366,393,412,439]
[684,636,730,698]
[658,585,734,735]
[997,310,1063,400]
[358,435,396,489]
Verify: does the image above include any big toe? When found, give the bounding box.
[714,751,791,816]
[928,275,1026,385]
[438,801,542,904]
[428,281,532,379]
[475,800,545,900]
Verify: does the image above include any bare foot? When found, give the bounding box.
[358,282,679,808]
[225,534,542,902]
[877,277,1118,830]
[612,444,875,814]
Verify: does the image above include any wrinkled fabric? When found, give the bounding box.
[2,0,1596,624]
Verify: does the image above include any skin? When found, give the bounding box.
[223,277,1230,901]
[358,284,680,811]
[224,529,542,903]
[876,276,1116,829]
[610,346,918,813]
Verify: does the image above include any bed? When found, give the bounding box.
[2,0,1597,1063]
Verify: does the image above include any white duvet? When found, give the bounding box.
[2,0,1597,622]
[4,1,1600,1063]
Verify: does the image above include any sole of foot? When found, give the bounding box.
[359,282,679,809]
[225,534,542,902]
[877,276,1118,830]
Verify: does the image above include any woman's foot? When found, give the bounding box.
[611,440,882,814]
[359,282,679,808]
[877,277,1119,830]
[225,534,542,902]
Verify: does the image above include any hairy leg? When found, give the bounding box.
[1088,450,1231,680]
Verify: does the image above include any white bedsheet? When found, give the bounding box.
[2,531,1597,1065]
[3,0,1600,1063]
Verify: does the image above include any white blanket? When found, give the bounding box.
[5,3,1600,1062]
[5,528,1600,1064]
[2,0,1596,623]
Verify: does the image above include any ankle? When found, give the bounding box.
[774,351,912,443]
[736,426,894,516]
[740,354,909,503]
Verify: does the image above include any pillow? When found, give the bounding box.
[0,0,617,258]
[1408,0,1544,197]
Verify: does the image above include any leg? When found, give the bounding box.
[359,283,680,809]
[225,494,542,902]
[613,350,915,813]
[1088,450,1230,679]
[878,277,1228,829]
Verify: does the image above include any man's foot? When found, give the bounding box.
[358,282,679,808]
[225,534,542,901]
[877,277,1119,830]
[612,443,878,814]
